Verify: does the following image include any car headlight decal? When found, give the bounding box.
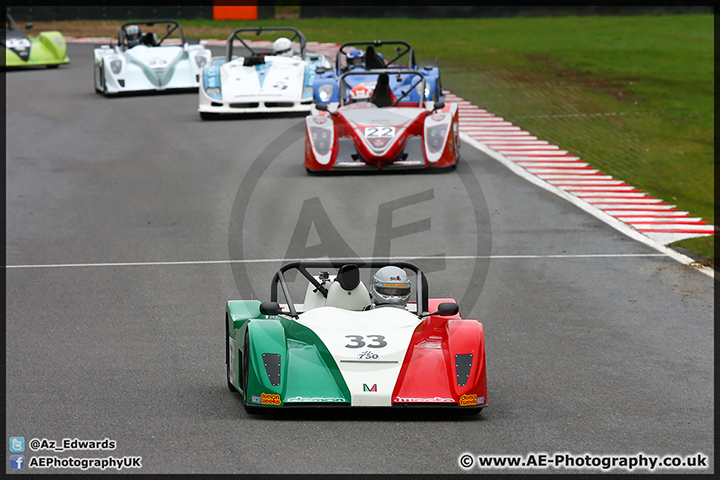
[303,66,315,100]
[318,84,333,103]
[194,55,207,68]
[426,125,448,154]
[109,58,122,74]
[203,66,221,100]
[310,127,332,155]
[262,353,281,387]
[455,353,473,387]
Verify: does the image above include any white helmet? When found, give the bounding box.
[273,37,293,57]
[371,266,411,307]
[126,25,142,47]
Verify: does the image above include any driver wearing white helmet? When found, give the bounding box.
[273,37,294,57]
[365,266,412,309]
[126,25,142,48]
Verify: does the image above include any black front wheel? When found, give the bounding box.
[241,331,261,414]
[200,112,218,120]
[225,314,236,393]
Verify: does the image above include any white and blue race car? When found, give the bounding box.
[93,20,211,96]
[198,27,331,118]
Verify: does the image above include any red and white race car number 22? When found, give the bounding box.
[365,127,395,138]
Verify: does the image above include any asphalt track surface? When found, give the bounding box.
[5,43,714,475]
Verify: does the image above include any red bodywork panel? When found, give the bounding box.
[392,298,487,407]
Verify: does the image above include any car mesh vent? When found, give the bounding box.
[230,102,259,108]
[265,102,295,108]
[262,353,281,386]
[455,353,473,387]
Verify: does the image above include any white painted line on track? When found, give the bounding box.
[5,253,669,270]
[610,211,690,216]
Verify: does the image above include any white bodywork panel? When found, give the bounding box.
[199,54,330,115]
[295,306,422,406]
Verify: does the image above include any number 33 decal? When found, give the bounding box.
[345,335,387,348]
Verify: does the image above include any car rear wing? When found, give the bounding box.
[270,260,429,318]
[225,26,307,62]
[336,40,415,72]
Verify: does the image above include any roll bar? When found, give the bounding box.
[117,19,184,47]
[225,26,307,62]
[270,260,429,317]
[336,40,415,70]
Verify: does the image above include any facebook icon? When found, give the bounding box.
[10,455,25,470]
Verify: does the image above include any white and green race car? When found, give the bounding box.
[93,19,211,96]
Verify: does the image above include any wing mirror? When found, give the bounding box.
[433,98,445,111]
[25,22,34,30]
[259,301,281,316]
[420,302,459,318]
[315,102,337,116]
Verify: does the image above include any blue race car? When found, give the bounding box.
[313,40,442,105]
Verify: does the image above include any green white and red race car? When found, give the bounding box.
[225,261,487,413]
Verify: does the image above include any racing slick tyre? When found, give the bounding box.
[200,112,219,120]
[99,62,109,96]
[226,314,236,393]
[93,65,101,93]
[460,407,483,416]
[241,331,261,414]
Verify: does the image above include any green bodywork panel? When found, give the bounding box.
[226,300,351,406]
[5,31,69,67]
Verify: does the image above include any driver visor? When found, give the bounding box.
[375,282,410,296]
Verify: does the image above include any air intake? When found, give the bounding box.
[262,353,281,386]
[455,353,473,387]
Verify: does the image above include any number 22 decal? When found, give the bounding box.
[345,335,387,348]
[365,127,395,138]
